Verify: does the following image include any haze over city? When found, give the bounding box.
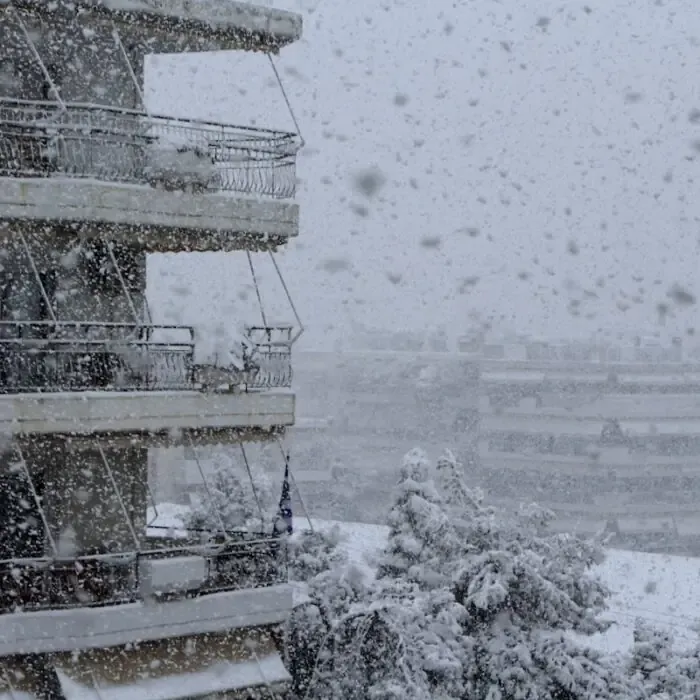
[146,0,700,350]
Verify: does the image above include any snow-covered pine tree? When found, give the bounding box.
[628,618,700,699]
[377,447,460,589]
[304,575,466,700]
[288,525,347,583]
[628,618,673,698]
[318,449,472,699]
[452,488,634,700]
[435,448,484,515]
[185,449,274,536]
[290,446,639,700]
[284,526,368,699]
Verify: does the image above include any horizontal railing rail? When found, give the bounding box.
[0,321,195,393]
[0,98,299,199]
[0,536,287,613]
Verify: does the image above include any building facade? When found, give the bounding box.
[0,1,302,697]
[477,340,700,553]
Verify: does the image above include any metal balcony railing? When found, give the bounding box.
[244,324,293,390]
[0,98,298,199]
[0,537,287,614]
[0,322,294,393]
[0,321,195,393]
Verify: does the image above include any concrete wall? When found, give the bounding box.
[23,439,148,555]
[0,438,148,558]
[0,12,139,106]
[0,234,146,325]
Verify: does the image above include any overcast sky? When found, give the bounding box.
[145,0,700,350]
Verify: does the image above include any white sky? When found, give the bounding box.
[145,0,700,350]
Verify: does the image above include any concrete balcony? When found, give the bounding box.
[0,539,292,659]
[0,322,295,439]
[0,389,295,441]
[0,99,299,251]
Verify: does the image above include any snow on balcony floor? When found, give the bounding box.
[55,652,289,700]
[0,654,289,700]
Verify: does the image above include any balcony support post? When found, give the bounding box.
[267,54,304,148]
[8,7,66,111]
[186,434,230,540]
[1,669,19,700]
[111,23,148,114]
[269,251,304,345]
[239,440,265,532]
[106,242,141,325]
[95,440,140,550]
[251,645,276,692]
[90,671,107,700]
[14,442,58,556]
[247,251,268,328]
[18,231,57,323]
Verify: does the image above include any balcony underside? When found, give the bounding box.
[0,178,298,252]
[0,389,295,440]
[0,582,292,656]
[0,629,290,700]
[6,0,303,51]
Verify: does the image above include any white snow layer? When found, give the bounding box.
[192,322,251,369]
[97,0,301,26]
[54,653,289,700]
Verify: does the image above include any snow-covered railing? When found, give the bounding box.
[243,324,293,390]
[0,321,195,393]
[0,321,295,393]
[0,537,286,614]
[0,98,299,199]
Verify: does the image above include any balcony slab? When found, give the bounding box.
[0,389,295,438]
[0,582,293,656]
[0,178,298,252]
[5,0,303,51]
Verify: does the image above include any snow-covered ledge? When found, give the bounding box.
[2,0,303,49]
[0,179,298,252]
[0,583,293,656]
[0,389,295,436]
